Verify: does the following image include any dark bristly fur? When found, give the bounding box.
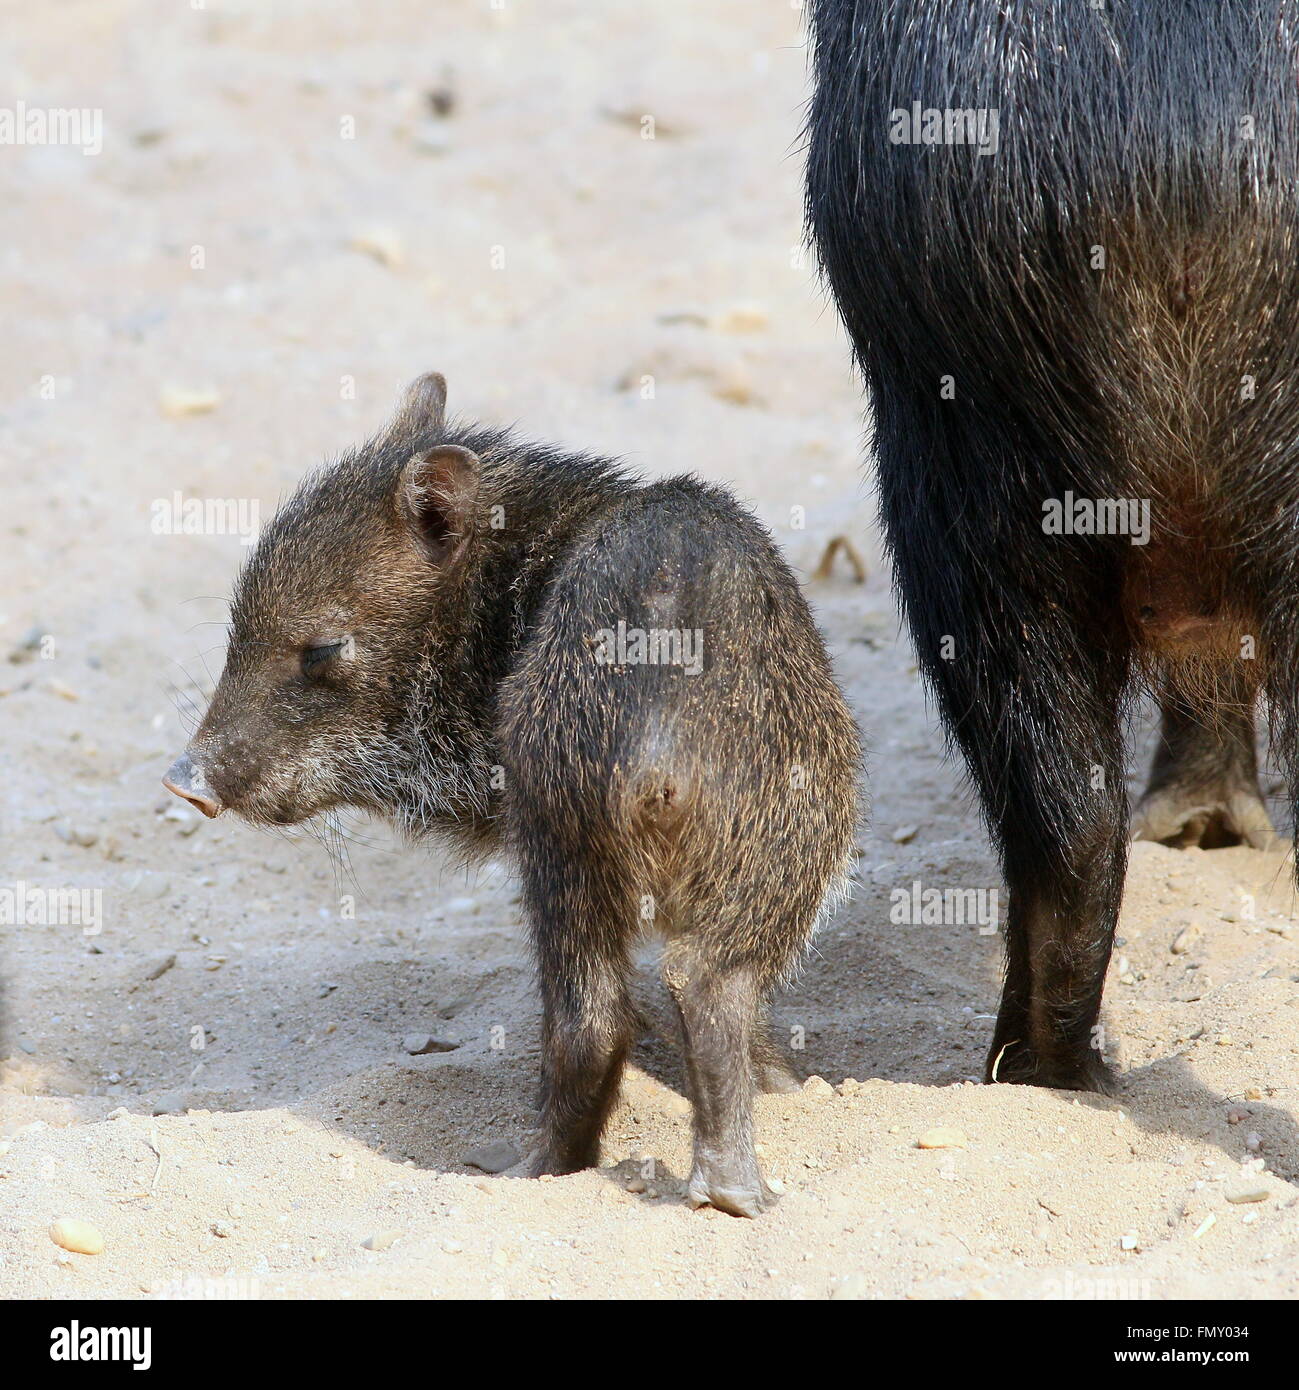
[806,1,1299,1091]
[168,376,861,1217]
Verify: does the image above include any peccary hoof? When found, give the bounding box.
[1132,787,1280,851]
[985,1041,1120,1096]
[685,1162,778,1218]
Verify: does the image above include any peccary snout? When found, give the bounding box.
[162,752,224,819]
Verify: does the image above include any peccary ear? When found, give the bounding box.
[399,445,480,565]
[401,372,448,432]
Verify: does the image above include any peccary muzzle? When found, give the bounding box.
[164,373,861,1216]
[162,751,222,818]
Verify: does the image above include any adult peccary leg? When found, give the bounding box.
[973,647,1128,1092]
[896,523,1130,1092]
[1133,674,1277,849]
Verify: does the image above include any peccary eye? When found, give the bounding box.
[302,640,347,675]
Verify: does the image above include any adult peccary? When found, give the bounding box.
[162,374,860,1215]
[806,0,1298,1091]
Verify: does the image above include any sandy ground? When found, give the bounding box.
[2,0,1298,1301]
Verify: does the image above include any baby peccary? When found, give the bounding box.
[163,374,860,1216]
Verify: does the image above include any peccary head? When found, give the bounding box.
[164,374,500,837]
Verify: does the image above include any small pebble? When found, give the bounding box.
[802,1075,835,1100]
[160,386,221,417]
[402,1033,458,1056]
[151,1090,190,1116]
[891,824,919,844]
[7,625,46,662]
[360,1229,405,1251]
[49,1219,104,1255]
[413,122,452,156]
[917,1126,967,1150]
[164,805,200,836]
[426,85,457,117]
[463,1139,521,1174]
[1225,1185,1271,1204]
[143,953,177,983]
[710,367,756,406]
[349,228,404,268]
[1171,925,1200,955]
[55,821,97,848]
[711,302,769,334]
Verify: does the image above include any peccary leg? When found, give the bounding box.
[663,948,773,1217]
[524,863,635,1177]
[531,971,633,1176]
[751,1017,802,1094]
[1133,679,1278,849]
[978,653,1127,1093]
[988,828,1125,1095]
[912,599,1129,1093]
[1265,644,1299,871]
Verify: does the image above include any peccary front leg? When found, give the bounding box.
[1133,685,1278,850]
[523,861,635,1177]
[663,948,774,1217]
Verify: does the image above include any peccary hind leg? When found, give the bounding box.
[1133,683,1278,850]
[663,947,775,1217]
[525,860,636,1178]
[976,639,1128,1094]
[910,589,1128,1094]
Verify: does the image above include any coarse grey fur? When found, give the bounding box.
[165,375,862,1216]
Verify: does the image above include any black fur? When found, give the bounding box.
[806,0,1299,1089]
